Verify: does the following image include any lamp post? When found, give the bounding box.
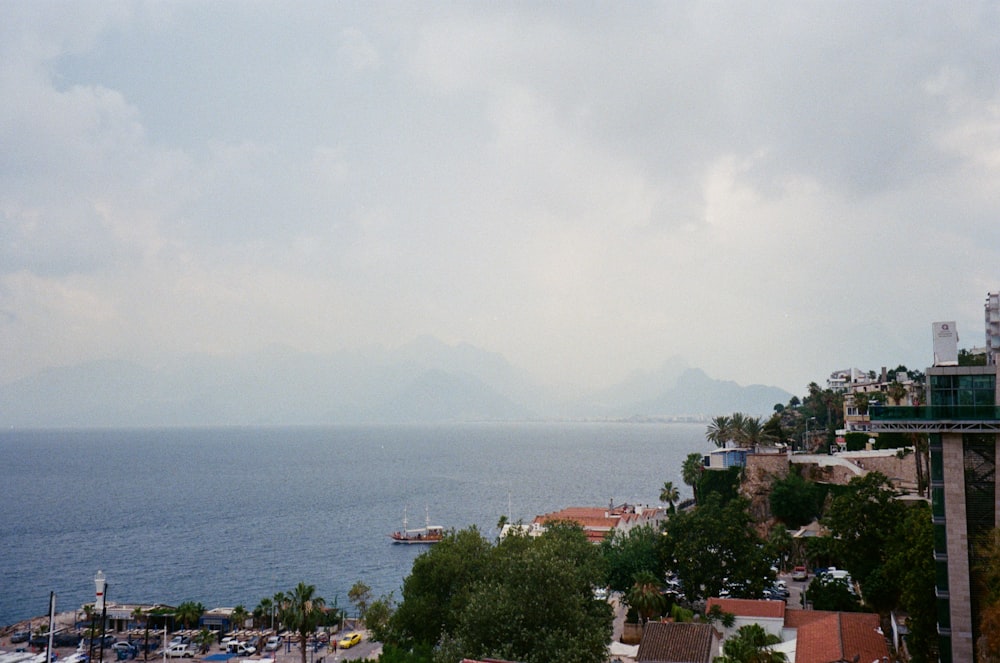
[95,571,108,663]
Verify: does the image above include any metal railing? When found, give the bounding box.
[870,404,1000,421]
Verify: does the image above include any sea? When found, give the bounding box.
[0,422,706,627]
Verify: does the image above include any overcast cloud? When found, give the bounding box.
[3,1,1000,397]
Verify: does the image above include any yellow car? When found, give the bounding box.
[337,632,362,649]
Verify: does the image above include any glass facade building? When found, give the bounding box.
[873,364,1000,662]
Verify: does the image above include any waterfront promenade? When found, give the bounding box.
[0,614,380,663]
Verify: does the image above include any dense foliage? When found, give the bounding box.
[768,472,824,529]
[715,623,786,663]
[388,523,612,663]
[822,472,906,610]
[599,524,663,593]
[660,494,774,602]
[805,575,862,612]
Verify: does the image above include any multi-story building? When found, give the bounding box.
[872,322,1000,663]
[987,291,1000,365]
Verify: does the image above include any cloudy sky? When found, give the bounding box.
[2,2,999,397]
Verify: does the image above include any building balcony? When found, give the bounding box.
[870,404,1000,421]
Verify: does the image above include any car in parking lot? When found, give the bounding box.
[10,631,30,644]
[337,633,362,649]
[163,644,196,658]
[792,566,808,581]
[112,641,139,658]
[31,631,82,647]
[264,636,282,652]
[226,642,256,656]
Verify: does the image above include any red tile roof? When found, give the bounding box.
[636,622,717,663]
[705,597,786,620]
[787,611,889,663]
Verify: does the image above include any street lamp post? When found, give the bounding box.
[95,571,108,663]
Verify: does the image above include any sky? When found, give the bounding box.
[2,1,1000,398]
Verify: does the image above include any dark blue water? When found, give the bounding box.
[0,422,705,626]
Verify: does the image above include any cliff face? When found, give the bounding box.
[740,452,792,535]
[738,449,921,536]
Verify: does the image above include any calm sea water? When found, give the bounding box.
[0,422,705,627]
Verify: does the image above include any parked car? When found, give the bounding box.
[337,633,361,649]
[264,636,282,652]
[219,636,238,651]
[792,566,808,581]
[163,645,195,658]
[32,631,82,647]
[112,642,139,657]
[226,642,256,656]
[11,631,31,644]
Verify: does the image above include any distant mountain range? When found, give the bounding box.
[0,337,793,427]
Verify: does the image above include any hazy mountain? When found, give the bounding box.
[0,340,792,427]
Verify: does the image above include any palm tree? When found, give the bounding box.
[734,415,771,450]
[659,481,680,513]
[272,592,287,630]
[254,597,273,630]
[626,571,666,623]
[888,380,908,405]
[716,623,786,663]
[682,452,703,504]
[230,605,250,631]
[280,583,326,663]
[193,629,214,655]
[852,391,870,416]
[131,607,149,662]
[173,602,204,630]
[706,415,732,447]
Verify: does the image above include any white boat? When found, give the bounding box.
[390,507,444,544]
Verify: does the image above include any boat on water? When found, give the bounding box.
[390,507,444,544]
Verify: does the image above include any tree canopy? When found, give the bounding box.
[660,494,774,602]
[716,623,786,663]
[599,524,663,593]
[389,523,612,663]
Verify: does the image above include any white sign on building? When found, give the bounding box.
[932,321,959,366]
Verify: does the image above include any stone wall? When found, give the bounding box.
[741,452,791,530]
[847,451,919,489]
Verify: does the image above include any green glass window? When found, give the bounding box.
[935,558,950,591]
[934,523,948,557]
[937,596,951,628]
[930,446,944,482]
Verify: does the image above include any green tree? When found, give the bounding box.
[253,597,273,630]
[599,524,663,593]
[697,465,742,505]
[364,593,395,643]
[715,623,786,663]
[823,471,905,603]
[625,571,666,622]
[659,481,679,513]
[389,524,611,663]
[449,523,611,663]
[280,583,326,663]
[390,527,493,648]
[884,503,937,663]
[193,628,214,655]
[131,607,149,663]
[660,494,773,602]
[804,575,862,612]
[706,415,733,447]
[348,581,372,622]
[682,452,703,504]
[769,472,823,529]
[173,602,204,630]
[230,605,250,631]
